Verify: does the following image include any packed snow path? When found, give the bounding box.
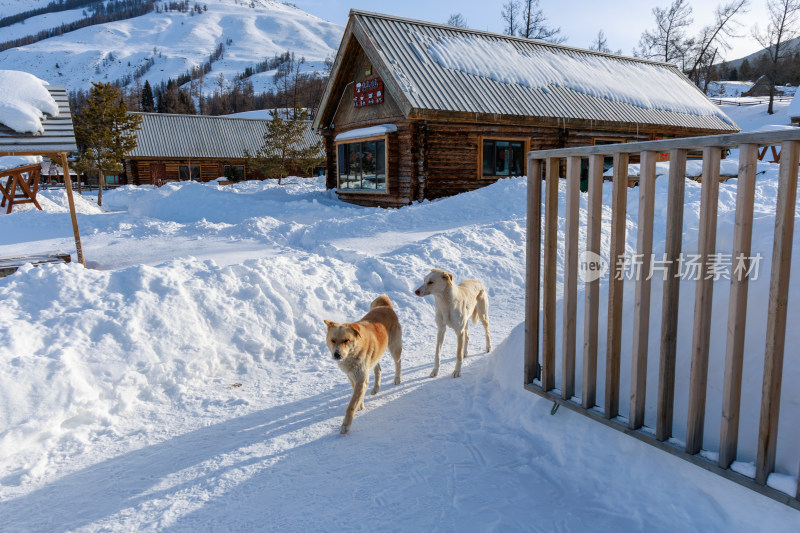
[0,172,798,530]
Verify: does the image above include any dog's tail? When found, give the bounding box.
[370,294,393,310]
[473,288,488,324]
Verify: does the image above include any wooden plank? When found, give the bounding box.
[718,144,758,468]
[582,154,604,409]
[686,147,722,455]
[755,140,800,484]
[657,149,688,441]
[629,151,658,430]
[562,156,580,399]
[525,157,542,384]
[542,157,559,392]
[60,152,85,267]
[605,152,628,419]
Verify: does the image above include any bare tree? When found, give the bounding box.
[754,0,800,113]
[685,0,749,91]
[501,0,521,36]
[446,13,468,28]
[636,0,694,65]
[590,30,611,53]
[519,0,566,43]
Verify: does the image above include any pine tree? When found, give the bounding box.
[141,80,155,112]
[74,82,142,206]
[244,108,323,185]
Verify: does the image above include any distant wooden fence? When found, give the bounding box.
[524,129,800,510]
[709,95,794,106]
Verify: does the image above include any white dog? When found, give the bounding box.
[413,268,491,378]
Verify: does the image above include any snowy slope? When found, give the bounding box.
[0,0,342,94]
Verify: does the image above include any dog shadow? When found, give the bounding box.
[0,359,459,532]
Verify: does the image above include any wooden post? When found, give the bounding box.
[561,156,580,400]
[718,144,757,469]
[542,157,559,392]
[525,157,542,384]
[582,154,604,409]
[755,140,800,484]
[657,149,687,441]
[60,152,85,267]
[686,147,722,455]
[629,151,657,430]
[605,152,628,420]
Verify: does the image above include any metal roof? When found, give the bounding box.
[0,85,78,154]
[127,113,324,159]
[318,11,738,133]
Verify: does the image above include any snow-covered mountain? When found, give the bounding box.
[0,0,343,94]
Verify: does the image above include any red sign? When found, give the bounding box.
[353,77,383,107]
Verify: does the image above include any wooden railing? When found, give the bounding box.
[524,129,800,510]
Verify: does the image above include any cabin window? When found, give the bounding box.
[179,165,200,181]
[105,174,120,185]
[337,138,387,191]
[224,165,244,181]
[481,139,525,178]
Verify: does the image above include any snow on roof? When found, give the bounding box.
[0,70,59,134]
[787,91,800,119]
[322,11,738,133]
[426,34,724,119]
[334,124,397,142]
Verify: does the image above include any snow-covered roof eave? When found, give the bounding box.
[0,70,59,135]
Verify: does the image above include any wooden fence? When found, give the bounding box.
[524,129,800,510]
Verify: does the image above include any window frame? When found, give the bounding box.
[478,136,530,179]
[334,134,390,195]
[179,164,200,181]
[223,165,245,181]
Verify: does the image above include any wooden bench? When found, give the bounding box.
[0,254,71,278]
[0,163,43,214]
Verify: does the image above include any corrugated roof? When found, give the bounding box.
[322,11,738,132]
[127,113,324,159]
[0,86,78,154]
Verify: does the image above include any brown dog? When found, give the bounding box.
[324,295,402,434]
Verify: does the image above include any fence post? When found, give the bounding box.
[756,140,800,484]
[542,158,560,392]
[562,156,580,400]
[582,154,604,409]
[686,147,722,455]
[630,151,657,430]
[657,148,687,441]
[605,152,628,420]
[718,144,758,469]
[525,158,542,384]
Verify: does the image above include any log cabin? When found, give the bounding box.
[313,10,740,207]
[123,112,324,185]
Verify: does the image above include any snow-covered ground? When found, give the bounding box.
[1,100,799,530]
[0,0,342,94]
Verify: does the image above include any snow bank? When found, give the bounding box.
[0,70,58,134]
[0,155,43,172]
[425,34,731,120]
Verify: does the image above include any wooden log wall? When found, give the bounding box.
[126,157,316,186]
[325,116,714,207]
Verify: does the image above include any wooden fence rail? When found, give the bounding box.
[525,128,800,510]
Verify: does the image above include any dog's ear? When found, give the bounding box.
[443,271,453,285]
[350,323,361,338]
[324,319,337,329]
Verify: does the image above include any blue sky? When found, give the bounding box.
[294,0,770,61]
